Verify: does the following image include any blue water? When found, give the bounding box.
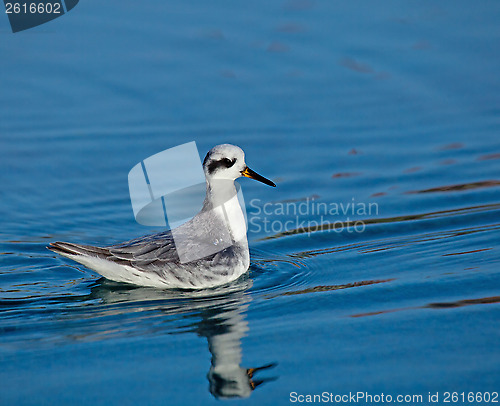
[1,1,499,404]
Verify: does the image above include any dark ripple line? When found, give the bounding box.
[350,295,500,318]
[264,278,395,299]
[279,222,500,259]
[260,202,500,240]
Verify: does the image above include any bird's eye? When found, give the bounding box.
[221,158,236,168]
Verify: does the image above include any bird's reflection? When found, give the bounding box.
[194,287,276,398]
[88,277,277,399]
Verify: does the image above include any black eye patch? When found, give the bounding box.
[206,157,237,174]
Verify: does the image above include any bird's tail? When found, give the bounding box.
[47,241,109,259]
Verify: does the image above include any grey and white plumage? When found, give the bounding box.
[48,144,276,289]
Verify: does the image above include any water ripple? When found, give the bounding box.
[260,202,500,240]
[351,295,500,318]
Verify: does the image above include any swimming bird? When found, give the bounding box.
[48,144,276,289]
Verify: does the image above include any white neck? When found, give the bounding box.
[204,179,247,244]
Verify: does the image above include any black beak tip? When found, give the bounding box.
[242,167,277,188]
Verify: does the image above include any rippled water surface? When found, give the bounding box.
[1,1,499,404]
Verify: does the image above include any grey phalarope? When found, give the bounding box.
[48,144,276,289]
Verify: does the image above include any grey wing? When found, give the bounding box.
[108,231,181,267]
[49,228,222,287]
[49,230,241,288]
[107,230,218,271]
